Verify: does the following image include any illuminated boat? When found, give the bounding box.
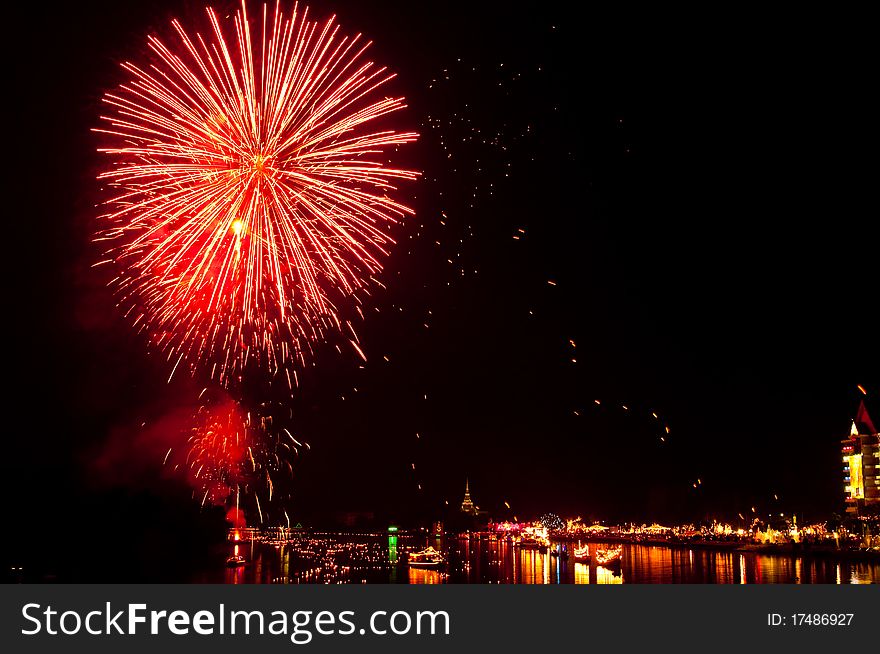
[517,533,550,552]
[594,546,622,567]
[573,546,591,563]
[225,554,246,567]
[407,546,445,569]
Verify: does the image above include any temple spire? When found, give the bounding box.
[460,478,476,514]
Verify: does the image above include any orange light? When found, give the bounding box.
[231,219,244,236]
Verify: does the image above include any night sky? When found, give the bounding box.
[4,1,877,579]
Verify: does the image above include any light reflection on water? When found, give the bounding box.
[215,536,880,584]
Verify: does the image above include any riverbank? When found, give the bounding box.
[555,534,880,562]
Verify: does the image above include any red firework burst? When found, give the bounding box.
[95,1,418,386]
[185,395,254,506]
[179,392,304,523]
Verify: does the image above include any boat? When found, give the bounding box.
[225,554,246,567]
[595,545,622,567]
[407,546,445,569]
[518,536,550,552]
[573,545,591,563]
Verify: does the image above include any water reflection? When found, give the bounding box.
[574,562,590,584]
[596,565,622,585]
[408,568,443,584]
[213,536,879,584]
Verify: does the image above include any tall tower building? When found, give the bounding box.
[460,478,476,515]
[842,400,880,516]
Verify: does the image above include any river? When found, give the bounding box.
[209,534,879,584]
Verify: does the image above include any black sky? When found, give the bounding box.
[4,1,878,580]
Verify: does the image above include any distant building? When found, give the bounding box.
[460,479,488,518]
[842,400,880,516]
[460,478,476,515]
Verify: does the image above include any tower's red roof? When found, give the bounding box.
[855,399,877,435]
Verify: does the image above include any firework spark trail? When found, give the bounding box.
[96,1,418,387]
[184,395,255,506]
[178,391,304,520]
